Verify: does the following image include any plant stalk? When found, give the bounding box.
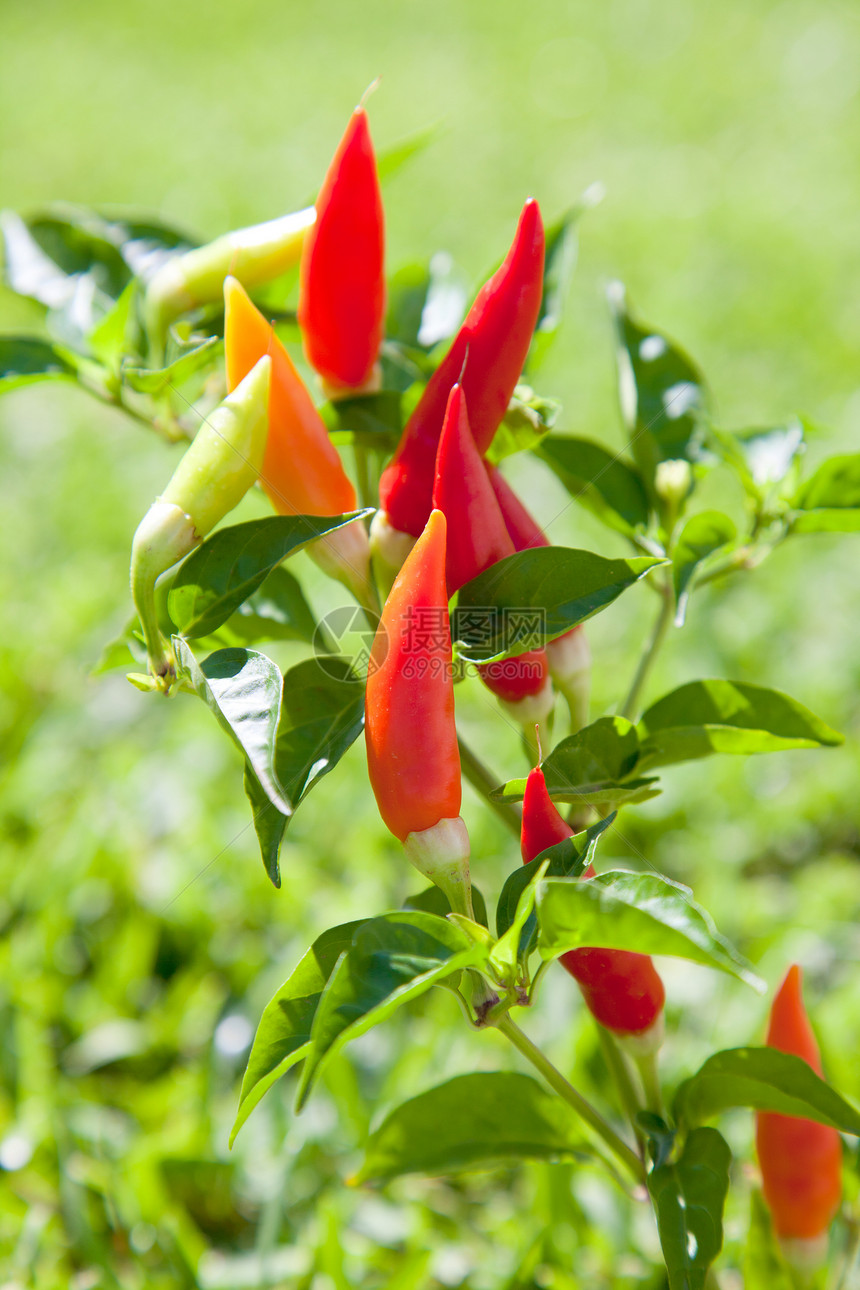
[457,737,522,837]
[619,581,675,721]
[497,1016,646,1185]
[597,1025,645,1145]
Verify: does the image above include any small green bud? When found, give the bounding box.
[654,458,693,509]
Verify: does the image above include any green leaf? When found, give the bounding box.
[672,1047,860,1134]
[536,870,762,987]
[648,1127,730,1290]
[271,655,365,809]
[711,422,804,498]
[88,281,137,367]
[173,640,290,815]
[539,435,651,536]
[296,912,488,1108]
[403,885,489,930]
[243,762,287,888]
[322,392,402,451]
[168,511,371,639]
[790,452,860,532]
[495,815,615,943]
[230,921,366,1145]
[453,548,665,663]
[493,718,659,809]
[486,385,560,464]
[608,282,708,485]
[672,511,737,625]
[0,336,75,392]
[376,122,442,184]
[385,254,467,352]
[122,335,221,395]
[355,1072,590,1183]
[637,679,843,769]
[197,566,318,649]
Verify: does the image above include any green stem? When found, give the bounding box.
[354,443,373,511]
[497,1016,646,1185]
[457,737,521,838]
[635,1049,665,1118]
[618,582,674,721]
[597,1025,644,1145]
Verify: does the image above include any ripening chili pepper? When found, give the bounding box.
[365,509,474,915]
[431,383,554,723]
[372,198,545,567]
[224,277,372,602]
[756,965,842,1260]
[298,105,385,396]
[488,463,590,729]
[144,207,315,355]
[130,356,271,679]
[520,764,665,1043]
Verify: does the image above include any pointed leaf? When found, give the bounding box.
[297,912,489,1107]
[648,1127,730,1290]
[493,718,658,809]
[453,548,665,663]
[672,511,737,624]
[609,283,708,484]
[672,1047,860,1134]
[355,1072,590,1183]
[790,452,860,532]
[199,566,318,648]
[243,762,286,888]
[539,435,651,536]
[230,921,366,1145]
[173,640,290,815]
[712,422,804,497]
[638,680,842,768]
[122,335,221,395]
[168,511,372,639]
[536,870,762,987]
[272,655,365,806]
[0,336,75,392]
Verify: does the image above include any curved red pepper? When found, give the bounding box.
[299,105,385,393]
[365,509,461,842]
[521,766,665,1038]
[756,965,842,1243]
[379,199,545,536]
[431,383,551,707]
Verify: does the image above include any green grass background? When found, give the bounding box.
[2,0,860,1285]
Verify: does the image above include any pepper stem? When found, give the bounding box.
[404,816,475,919]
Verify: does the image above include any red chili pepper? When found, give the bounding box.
[521,765,665,1040]
[365,509,461,842]
[299,105,385,394]
[756,966,842,1249]
[377,199,545,540]
[430,383,553,716]
[489,465,590,728]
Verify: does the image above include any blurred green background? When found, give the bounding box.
[2,0,860,1285]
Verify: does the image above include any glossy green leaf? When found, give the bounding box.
[168,511,371,639]
[0,336,75,391]
[296,912,488,1108]
[495,815,614,944]
[243,762,287,888]
[453,548,664,663]
[648,1127,730,1290]
[637,679,842,768]
[672,1047,860,1134]
[173,640,290,815]
[608,282,708,484]
[539,435,651,536]
[712,422,804,497]
[790,452,860,532]
[197,566,318,649]
[536,871,761,987]
[493,718,658,809]
[271,655,365,808]
[230,921,366,1145]
[355,1072,590,1183]
[122,335,221,395]
[672,511,737,624]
